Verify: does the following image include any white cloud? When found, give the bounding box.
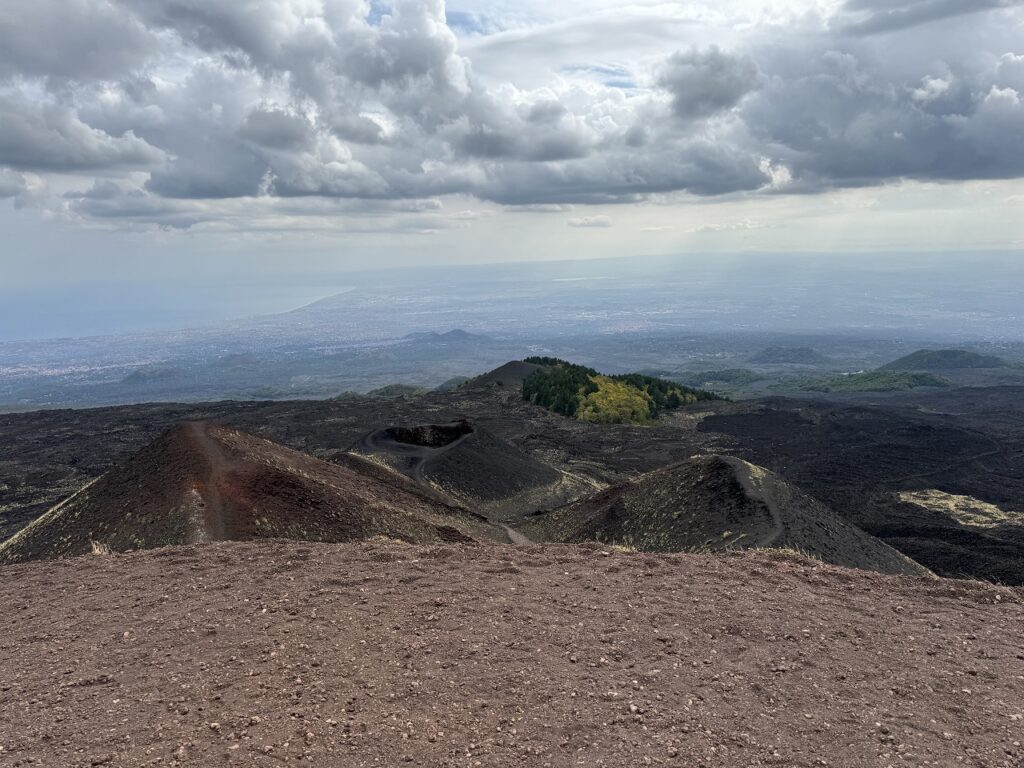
[568,215,613,227]
[687,218,771,233]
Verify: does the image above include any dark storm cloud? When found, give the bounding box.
[658,47,759,119]
[842,0,1024,35]
[238,109,315,150]
[740,35,1024,189]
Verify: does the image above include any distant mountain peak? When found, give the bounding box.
[880,348,1006,371]
[402,329,490,343]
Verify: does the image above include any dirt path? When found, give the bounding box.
[728,457,785,548]
[355,426,533,543]
[184,421,229,541]
[355,426,473,485]
[497,523,531,545]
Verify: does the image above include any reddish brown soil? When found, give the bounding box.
[0,423,504,564]
[1,541,1022,768]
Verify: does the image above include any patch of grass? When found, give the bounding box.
[899,490,1017,528]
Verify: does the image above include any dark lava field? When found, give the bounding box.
[2,379,1023,583]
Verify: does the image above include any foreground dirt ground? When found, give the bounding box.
[1,541,1022,767]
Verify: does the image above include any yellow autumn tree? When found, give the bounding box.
[576,376,654,424]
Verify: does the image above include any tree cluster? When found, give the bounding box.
[522,358,724,423]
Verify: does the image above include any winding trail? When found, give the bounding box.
[727,457,785,548]
[498,523,532,545]
[355,424,532,544]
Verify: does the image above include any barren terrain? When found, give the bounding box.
[1,540,1022,767]
[523,455,929,577]
[1,381,1023,581]
[0,422,505,564]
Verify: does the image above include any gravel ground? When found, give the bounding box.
[1,540,1022,767]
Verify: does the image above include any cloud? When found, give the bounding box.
[740,31,1024,187]
[0,90,164,172]
[840,0,1024,35]
[505,203,575,213]
[238,109,315,150]
[0,168,26,198]
[658,46,759,119]
[0,0,156,81]
[0,0,1021,231]
[568,215,613,227]
[687,218,771,233]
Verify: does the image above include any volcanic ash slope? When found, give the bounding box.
[0,422,503,564]
[524,454,930,576]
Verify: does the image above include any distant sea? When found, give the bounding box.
[0,284,339,342]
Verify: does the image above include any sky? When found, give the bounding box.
[1,0,1023,322]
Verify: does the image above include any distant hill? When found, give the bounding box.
[0,422,503,564]
[120,366,184,384]
[880,349,1007,371]
[464,360,547,390]
[672,369,765,388]
[523,455,929,577]
[403,329,491,344]
[748,346,829,365]
[780,370,950,393]
[366,384,430,399]
[434,376,470,392]
[521,358,723,424]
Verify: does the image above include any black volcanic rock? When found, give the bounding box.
[463,360,546,390]
[352,419,595,520]
[524,454,930,576]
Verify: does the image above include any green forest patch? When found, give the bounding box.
[522,358,724,424]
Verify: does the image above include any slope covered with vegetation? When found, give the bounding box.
[673,369,765,388]
[522,358,723,423]
[778,370,949,393]
[880,349,1006,370]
